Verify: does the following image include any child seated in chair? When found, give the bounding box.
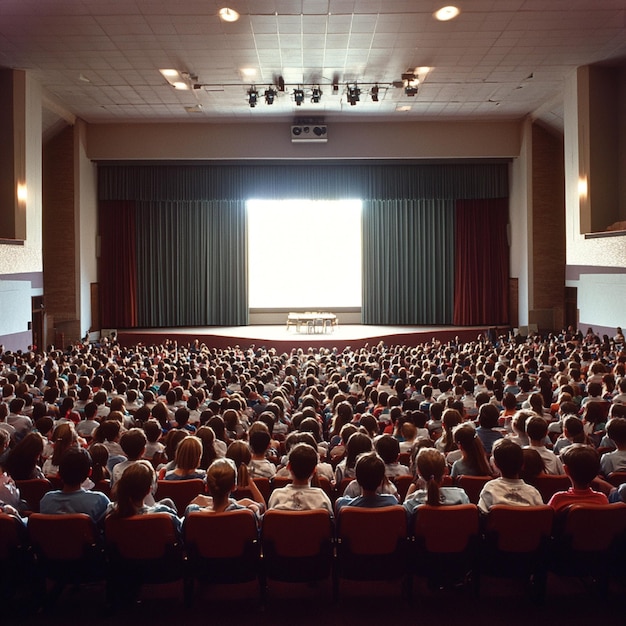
[600,417,626,477]
[404,448,469,517]
[267,443,333,514]
[40,447,110,523]
[335,452,400,514]
[186,457,265,517]
[247,426,277,479]
[477,439,543,513]
[375,434,410,478]
[548,444,609,513]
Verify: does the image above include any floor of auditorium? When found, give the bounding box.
[7,574,625,625]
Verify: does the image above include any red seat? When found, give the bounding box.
[481,505,554,601]
[529,473,571,504]
[412,504,480,590]
[155,478,205,514]
[184,509,260,604]
[15,478,53,513]
[606,471,626,488]
[335,506,409,598]
[392,474,414,502]
[456,475,493,504]
[0,513,30,603]
[261,509,334,601]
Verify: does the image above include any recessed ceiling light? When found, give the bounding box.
[219,7,240,22]
[396,105,412,112]
[416,66,432,76]
[434,6,460,21]
[241,68,257,78]
[159,69,180,79]
[172,81,189,90]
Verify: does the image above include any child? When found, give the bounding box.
[600,417,626,476]
[524,416,564,475]
[164,435,206,481]
[334,432,373,485]
[450,424,493,478]
[142,418,167,466]
[267,443,333,514]
[375,434,410,478]
[548,444,609,512]
[247,427,277,479]
[186,457,265,516]
[553,415,587,455]
[404,448,469,517]
[475,403,504,455]
[335,452,399,513]
[40,447,110,522]
[478,439,543,513]
[111,428,148,485]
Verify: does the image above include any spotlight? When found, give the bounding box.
[277,75,285,92]
[264,87,277,105]
[247,87,259,107]
[402,72,419,96]
[347,84,360,106]
[370,85,379,102]
[311,86,322,103]
[293,88,305,106]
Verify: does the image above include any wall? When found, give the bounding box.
[0,74,43,351]
[87,120,522,161]
[564,67,626,336]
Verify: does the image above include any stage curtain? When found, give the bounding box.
[362,199,455,325]
[135,200,248,327]
[99,200,137,328]
[453,198,509,326]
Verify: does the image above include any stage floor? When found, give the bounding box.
[117,324,491,352]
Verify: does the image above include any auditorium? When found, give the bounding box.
[0,1,625,624]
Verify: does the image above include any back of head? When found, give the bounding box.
[114,460,154,517]
[607,417,626,446]
[525,415,548,441]
[561,444,600,487]
[120,427,147,460]
[226,440,252,469]
[491,438,523,478]
[174,435,202,471]
[288,443,318,481]
[249,428,271,455]
[346,432,373,468]
[374,434,400,464]
[416,448,446,506]
[478,403,500,429]
[59,447,92,486]
[355,452,385,492]
[206,457,236,499]
[143,419,162,443]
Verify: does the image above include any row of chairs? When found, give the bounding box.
[2,502,626,610]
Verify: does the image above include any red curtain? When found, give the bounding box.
[453,198,509,326]
[99,201,138,328]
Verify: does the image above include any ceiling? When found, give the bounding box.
[1,0,625,134]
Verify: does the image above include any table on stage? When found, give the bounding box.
[286,312,338,334]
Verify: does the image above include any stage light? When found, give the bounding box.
[402,72,419,96]
[264,87,277,104]
[311,86,322,103]
[347,84,360,106]
[370,85,379,102]
[293,88,305,106]
[247,87,259,107]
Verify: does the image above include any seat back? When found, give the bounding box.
[485,505,554,552]
[262,509,333,558]
[105,513,179,560]
[155,479,205,514]
[456,475,492,504]
[606,471,626,488]
[338,506,407,556]
[261,509,334,583]
[0,513,27,561]
[413,504,480,552]
[564,503,626,552]
[185,509,258,559]
[15,478,53,513]
[29,513,99,561]
[271,476,292,490]
[392,475,413,502]
[530,474,571,503]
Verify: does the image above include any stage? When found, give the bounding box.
[116,324,494,352]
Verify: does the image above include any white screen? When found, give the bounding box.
[247,199,362,309]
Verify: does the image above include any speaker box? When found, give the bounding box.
[291,124,328,142]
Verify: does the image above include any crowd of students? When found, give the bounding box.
[0,324,625,534]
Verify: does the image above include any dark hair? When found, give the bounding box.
[478,403,500,429]
[111,460,154,518]
[561,444,600,487]
[288,443,318,481]
[249,429,271,455]
[58,447,92,486]
[525,416,549,441]
[374,434,400,464]
[607,417,626,446]
[143,419,162,443]
[119,428,147,460]
[453,424,492,476]
[345,432,373,470]
[355,452,385,492]
[491,438,523,478]
[416,448,446,506]
[5,432,44,480]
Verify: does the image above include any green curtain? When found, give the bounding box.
[135,200,247,327]
[362,199,455,325]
